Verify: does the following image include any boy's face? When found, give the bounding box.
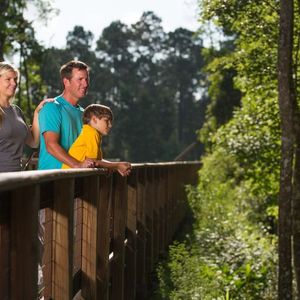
[90,115,112,135]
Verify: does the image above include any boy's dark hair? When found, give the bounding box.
[60,60,89,86]
[83,104,113,124]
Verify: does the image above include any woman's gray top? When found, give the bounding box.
[0,105,30,172]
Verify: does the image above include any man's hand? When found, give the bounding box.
[77,158,95,168]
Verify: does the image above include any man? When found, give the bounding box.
[38,60,94,169]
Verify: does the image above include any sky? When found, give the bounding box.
[29,0,200,49]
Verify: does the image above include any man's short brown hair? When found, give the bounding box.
[83,104,113,124]
[60,60,89,86]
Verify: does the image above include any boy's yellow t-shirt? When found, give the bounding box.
[62,124,102,169]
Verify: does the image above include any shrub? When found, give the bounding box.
[154,148,277,299]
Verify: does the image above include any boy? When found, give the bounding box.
[62,104,131,176]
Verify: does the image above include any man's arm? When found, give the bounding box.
[26,99,54,148]
[43,131,94,168]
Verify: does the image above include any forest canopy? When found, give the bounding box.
[1,4,213,162]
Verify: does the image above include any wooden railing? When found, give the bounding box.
[0,162,200,300]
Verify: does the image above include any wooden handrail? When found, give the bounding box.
[0,162,200,300]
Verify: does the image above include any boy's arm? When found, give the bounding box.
[83,129,131,175]
[95,159,131,176]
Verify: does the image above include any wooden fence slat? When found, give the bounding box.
[145,168,154,275]
[44,178,74,300]
[124,169,138,300]
[158,168,166,254]
[11,185,39,300]
[0,193,10,300]
[96,175,112,299]
[43,207,53,299]
[111,174,127,300]
[73,196,83,294]
[152,168,160,262]
[166,167,172,244]
[81,175,99,300]
[136,168,147,299]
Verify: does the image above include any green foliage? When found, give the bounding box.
[198,1,279,149]
[197,0,281,222]
[199,41,241,147]
[155,149,277,299]
[154,1,283,298]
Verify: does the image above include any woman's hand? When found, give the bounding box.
[34,98,54,114]
[27,98,55,148]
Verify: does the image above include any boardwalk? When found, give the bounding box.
[0,162,200,300]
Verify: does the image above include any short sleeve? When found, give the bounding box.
[85,131,102,159]
[13,105,31,138]
[39,102,61,134]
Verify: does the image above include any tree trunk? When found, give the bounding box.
[293,125,300,298]
[293,1,300,296]
[0,0,10,61]
[278,0,294,299]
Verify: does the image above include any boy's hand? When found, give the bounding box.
[117,162,132,176]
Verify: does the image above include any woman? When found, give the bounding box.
[0,61,50,172]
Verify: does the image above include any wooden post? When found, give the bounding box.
[110,174,127,300]
[97,175,112,299]
[152,167,160,262]
[158,168,166,253]
[81,175,99,299]
[145,168,154,275]
[43,178,74,300]
[136,168,147,298]
[124,169,137,300]
[0,192,10,300]
[11,185,39,300]
[166,166,173,244]
[157,167,168,254]
[73,176,84,285]
[73,196,83,295]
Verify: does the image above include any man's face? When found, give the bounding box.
[64,68,89,100]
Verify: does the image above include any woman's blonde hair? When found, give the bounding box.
[0,61,19,126]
